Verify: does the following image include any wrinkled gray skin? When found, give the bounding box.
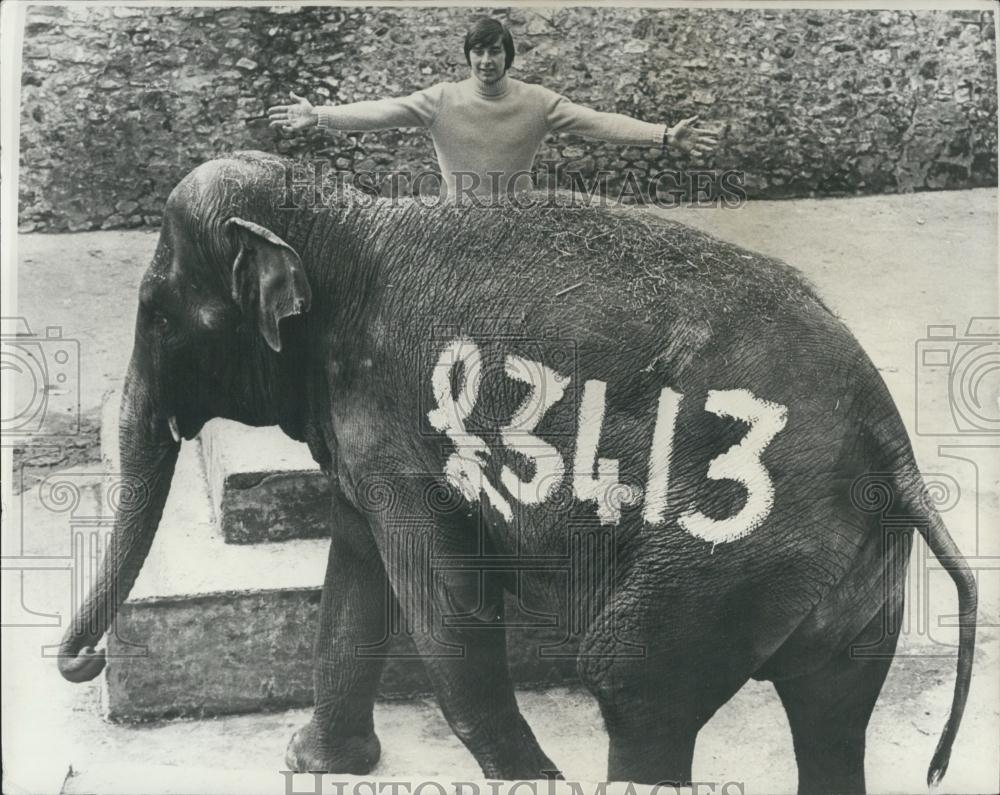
[58,152,977,794]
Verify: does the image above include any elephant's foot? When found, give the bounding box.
[285,722,381,774]
[480,747,563,781]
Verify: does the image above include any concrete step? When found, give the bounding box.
[101,396,576,721]
[199,419,330,544]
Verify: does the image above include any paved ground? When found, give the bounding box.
[4,188,999,794]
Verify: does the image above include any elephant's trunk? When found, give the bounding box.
[58,361,180,682]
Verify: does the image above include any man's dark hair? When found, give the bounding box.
[464,17,515,70]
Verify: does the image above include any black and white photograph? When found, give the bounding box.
[1,2,997,794]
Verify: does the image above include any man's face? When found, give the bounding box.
[469,36,506,83]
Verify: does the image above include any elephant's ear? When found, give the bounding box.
[227,218,312,352]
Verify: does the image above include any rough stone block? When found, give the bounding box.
[199,419,331,544]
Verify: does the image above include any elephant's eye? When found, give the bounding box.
[152,312,170,329]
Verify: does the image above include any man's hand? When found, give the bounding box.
[666,115,721,158]
[267,92,318,132]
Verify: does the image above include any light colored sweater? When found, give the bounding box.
[316,76,666,198]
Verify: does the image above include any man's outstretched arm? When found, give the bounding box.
[268,87,442,133]
[545,92,720,158]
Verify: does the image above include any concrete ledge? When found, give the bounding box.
[199,419,330,544]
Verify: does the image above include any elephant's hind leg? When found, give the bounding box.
[578,594,751,786]
[771,595,903,795]
[584,653,749,785]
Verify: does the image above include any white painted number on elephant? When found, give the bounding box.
[428,338,788,544]
[427,337,514,521]
[500,355,570,505]
[573,379,642,524]
[678,389,788,543]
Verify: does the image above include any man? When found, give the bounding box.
[268,17,719,200]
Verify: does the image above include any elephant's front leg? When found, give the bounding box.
[373,508,560,780]
[286,492,392,774]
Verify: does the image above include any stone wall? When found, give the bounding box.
[18,5,997,231]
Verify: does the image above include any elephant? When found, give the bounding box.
[58,151,977,794]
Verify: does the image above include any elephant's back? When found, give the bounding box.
[385,199,833,328]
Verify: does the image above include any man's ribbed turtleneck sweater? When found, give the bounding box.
[316,75,666,198]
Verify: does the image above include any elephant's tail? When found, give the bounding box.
[895,465,978,787]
